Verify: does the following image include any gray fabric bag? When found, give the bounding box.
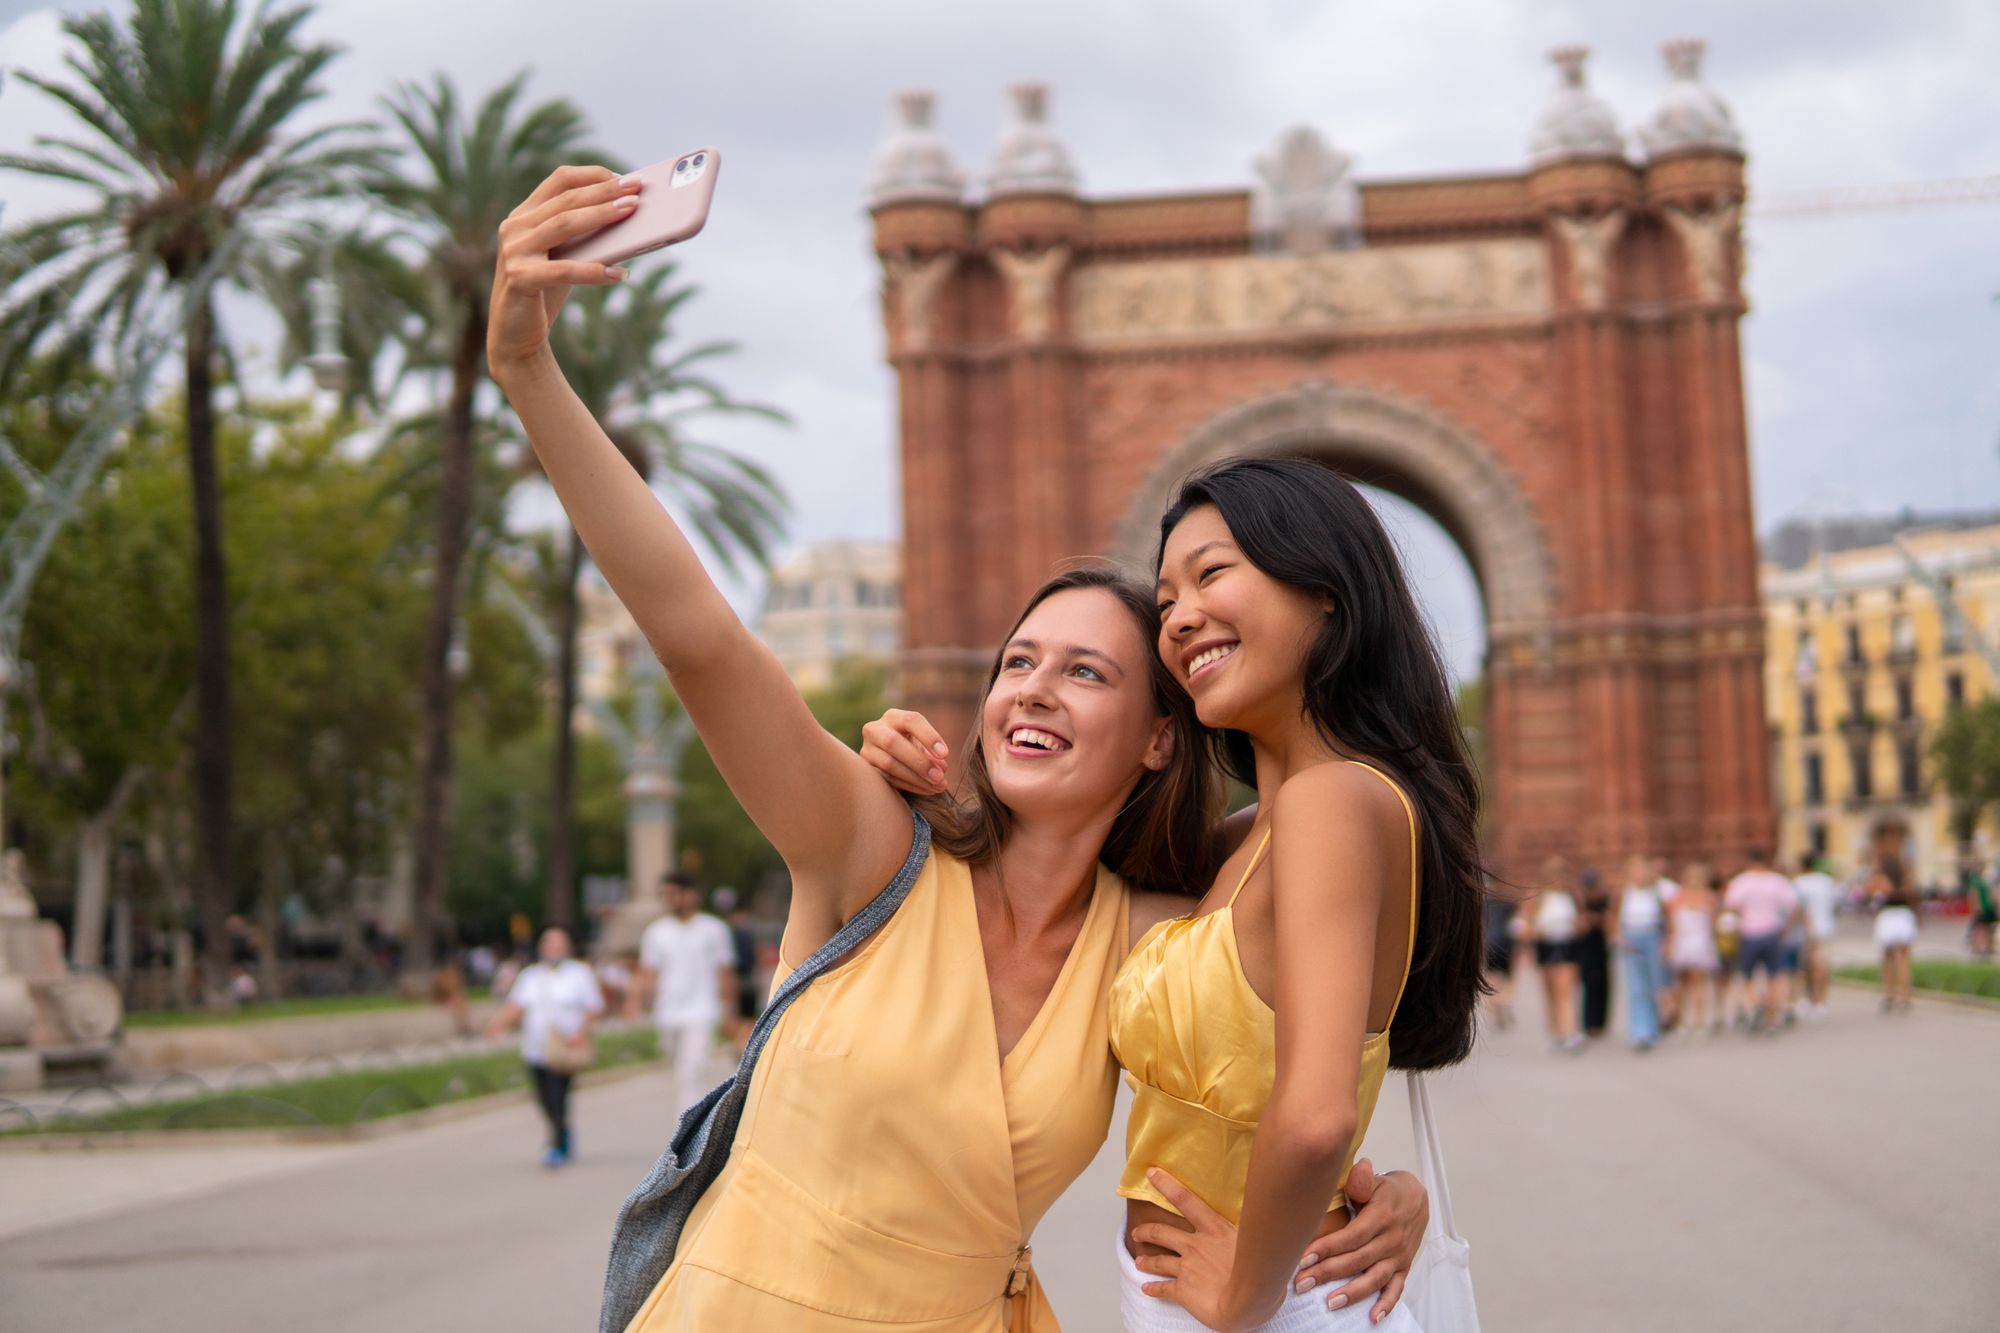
[597,809,932,1333]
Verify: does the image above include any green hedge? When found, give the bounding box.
[6,1027,659,1135]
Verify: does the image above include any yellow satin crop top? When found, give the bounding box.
[1107,761,1419,1225]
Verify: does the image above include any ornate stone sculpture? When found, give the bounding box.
[1662,202,1742,302]
[987,84,1079,197]
[993,245,1069,340]
[1251,126,1362,253]
[868,91,966,208]
[883,251,959,353]
[1529,46,1626,165]
[1551,211,1627,309]
[1638,39,1744,158]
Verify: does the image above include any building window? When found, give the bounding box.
[1794,633,1818,678]
[1846,680,1866,722]
[1800,688,1819,735]
[1807,823,1828,858]
[1849,742,1873,801]
[1794,599,1809,618]
[1894,676,1915,722]
[1890,614,1915,661]
[1947,672,1966,708]
[1844,624,1863,665]
[1943,610,1965,654]
[1803,752,1824,806]
[1897,736,1922,799]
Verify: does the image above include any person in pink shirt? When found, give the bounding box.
[1723,850,1801,1034]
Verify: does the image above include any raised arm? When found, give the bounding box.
[487,167,912,952]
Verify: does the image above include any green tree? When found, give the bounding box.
[535,264,787,929]
[365,71,606,974]
[1932,697,2000,850]
[0,0,381,1001]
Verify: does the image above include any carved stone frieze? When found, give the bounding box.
[992,244,1070,341]
[1662,202,1741,303]
[1068,240,1551,347]
[1551,210,1627,309]
[882,251,958,353]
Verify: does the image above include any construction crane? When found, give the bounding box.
[1888,531,2000,680]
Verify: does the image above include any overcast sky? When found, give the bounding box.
[3,0,1996,679]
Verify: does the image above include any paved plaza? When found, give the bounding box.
[3,943,1995,1332]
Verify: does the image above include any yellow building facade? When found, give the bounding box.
[1763,524,2000,886]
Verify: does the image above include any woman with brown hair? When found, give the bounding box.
[488,167,1425,1333]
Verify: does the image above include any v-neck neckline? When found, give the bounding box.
[969,863,1107,1075]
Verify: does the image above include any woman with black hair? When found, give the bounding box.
[871,456,1485,1329]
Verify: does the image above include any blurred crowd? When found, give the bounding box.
[1485,848,1997,1051]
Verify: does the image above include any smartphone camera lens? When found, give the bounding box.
[675,159,688,173]
[692,154,705,166]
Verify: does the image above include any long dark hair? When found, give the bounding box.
[917,566,1220,897]
[1158,457,1488,1070]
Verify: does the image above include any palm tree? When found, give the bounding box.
[0,0,380,1003]
[537,265,788,927]
[366,72,606,974]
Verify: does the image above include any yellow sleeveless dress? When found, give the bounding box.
[623,847,1131,1332]
[1109,761,1420,1224]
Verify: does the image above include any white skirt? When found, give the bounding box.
[1874,906,1919,949]
[1117,1229,1423,1332]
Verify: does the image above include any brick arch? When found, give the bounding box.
[1110,380,1557,643]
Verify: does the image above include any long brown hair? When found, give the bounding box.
[916,566,1219,896]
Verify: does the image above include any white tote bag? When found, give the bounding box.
[1401,1072,1481,1331]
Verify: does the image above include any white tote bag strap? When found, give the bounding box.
[1405,1070,1460,1242]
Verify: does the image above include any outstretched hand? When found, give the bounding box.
[859,708,952,796]
[488,166,640,374]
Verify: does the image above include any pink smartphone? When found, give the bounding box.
[552,147,720,266]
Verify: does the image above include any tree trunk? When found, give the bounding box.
[545,527,584,930]
[69,767,141,971]
[408,305,486,976]
[185,296,235,1011]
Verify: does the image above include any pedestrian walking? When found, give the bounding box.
[1529,857,1584,1052]
[1792,857,1840,1017]
[633,872,737,1113]
[1870,854,1919,1012]
[1965,861,1996,961]
[1482,889,1521,1031]
[1612,855,1668,1051]
[1724,850,1801,1034]
[1667,862,1722,1034]
[486,926,604,1168]
[1575,866,1613,1039]
[710,887,760,1056]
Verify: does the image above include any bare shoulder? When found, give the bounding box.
[1269,760,1415,847]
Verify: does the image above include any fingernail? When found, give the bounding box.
[1301,1253,1320,1269]
[1296,1276,1317,1294]
[1327,1294,1348,1311]
[605,267,628,281]
[618,175,640,189]
[932,742,949,756]
[613,195,638,210]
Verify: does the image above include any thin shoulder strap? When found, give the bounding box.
[1344,761,1421,1028]
[1225,828,1275,909]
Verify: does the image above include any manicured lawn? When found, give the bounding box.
[1835,959,2000,1001]
[6,1027,660,1135]
[123,988,494,1028]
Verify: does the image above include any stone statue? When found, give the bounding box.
[883,251,958,353]
[1551,211,1627,309]
[1663,202,1741,302]
[1251,126,1362,254]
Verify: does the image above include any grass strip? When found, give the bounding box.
[1834,959,2000,1001]
[7,1027,660,1135]
[122,988,495,1029]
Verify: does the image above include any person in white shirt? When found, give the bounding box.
[1791,857,1840,1015]
[487,927,604,1167]
[632,872,737,1112]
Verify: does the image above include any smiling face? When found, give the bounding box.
[1155,503,1329,735]
[978,586,1173,826]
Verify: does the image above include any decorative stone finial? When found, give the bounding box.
[987,83,1080,197]
[1638,38,1744,158]
[1251,126,1361,253]
[867,91,966,208]
[1528,45,1626,165]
